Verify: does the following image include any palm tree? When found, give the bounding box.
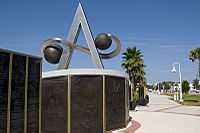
[189,47,200,78]
[122,47,146,90]
[193,78,200,90]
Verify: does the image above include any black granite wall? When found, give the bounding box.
[0,49,41,133]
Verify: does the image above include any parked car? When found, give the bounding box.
[189,89,200,94]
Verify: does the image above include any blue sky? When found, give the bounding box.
[0,0,200,84]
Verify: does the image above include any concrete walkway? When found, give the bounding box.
[129,93,200,133]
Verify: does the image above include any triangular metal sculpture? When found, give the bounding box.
[41,3,121,70]
[58,3,103,69]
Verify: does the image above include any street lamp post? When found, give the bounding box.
[172,62,183,102]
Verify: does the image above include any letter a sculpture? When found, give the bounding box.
[41,3,130,133]
[41,3,121,69]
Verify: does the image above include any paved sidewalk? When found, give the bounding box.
[129,93,200,133]
[136,93,179,112]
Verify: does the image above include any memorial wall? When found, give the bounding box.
[0,49,41,133]
[42,71,129,133]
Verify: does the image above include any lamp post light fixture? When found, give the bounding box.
[172,62,183,102]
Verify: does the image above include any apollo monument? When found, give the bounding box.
[41,3,130,133]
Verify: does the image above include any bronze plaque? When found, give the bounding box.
[71,75,103,133]
[0,51,10,133]
[27,58,41,133]
[10,54,26,132]
[105,76,126,131]
[42,77,68,133]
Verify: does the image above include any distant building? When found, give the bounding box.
[189,83,194,90]
[188,82,200,94]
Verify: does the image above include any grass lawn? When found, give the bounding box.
[178,94,200,106]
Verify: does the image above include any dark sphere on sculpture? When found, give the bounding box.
[43,44,63,64]
[95,33,112,50]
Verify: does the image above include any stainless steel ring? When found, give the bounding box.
[41,34,121,60]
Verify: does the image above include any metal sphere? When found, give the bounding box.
[94,33,112,50]
[43,44,63,64]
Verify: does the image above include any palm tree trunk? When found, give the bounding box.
[133,76,136,91]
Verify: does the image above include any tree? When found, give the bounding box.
[161,81,171,91]
[182,80,190,94]
[189,48,200,78]
[122,47,146,90]
[146,84,154,90]
[193,78,200,90]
